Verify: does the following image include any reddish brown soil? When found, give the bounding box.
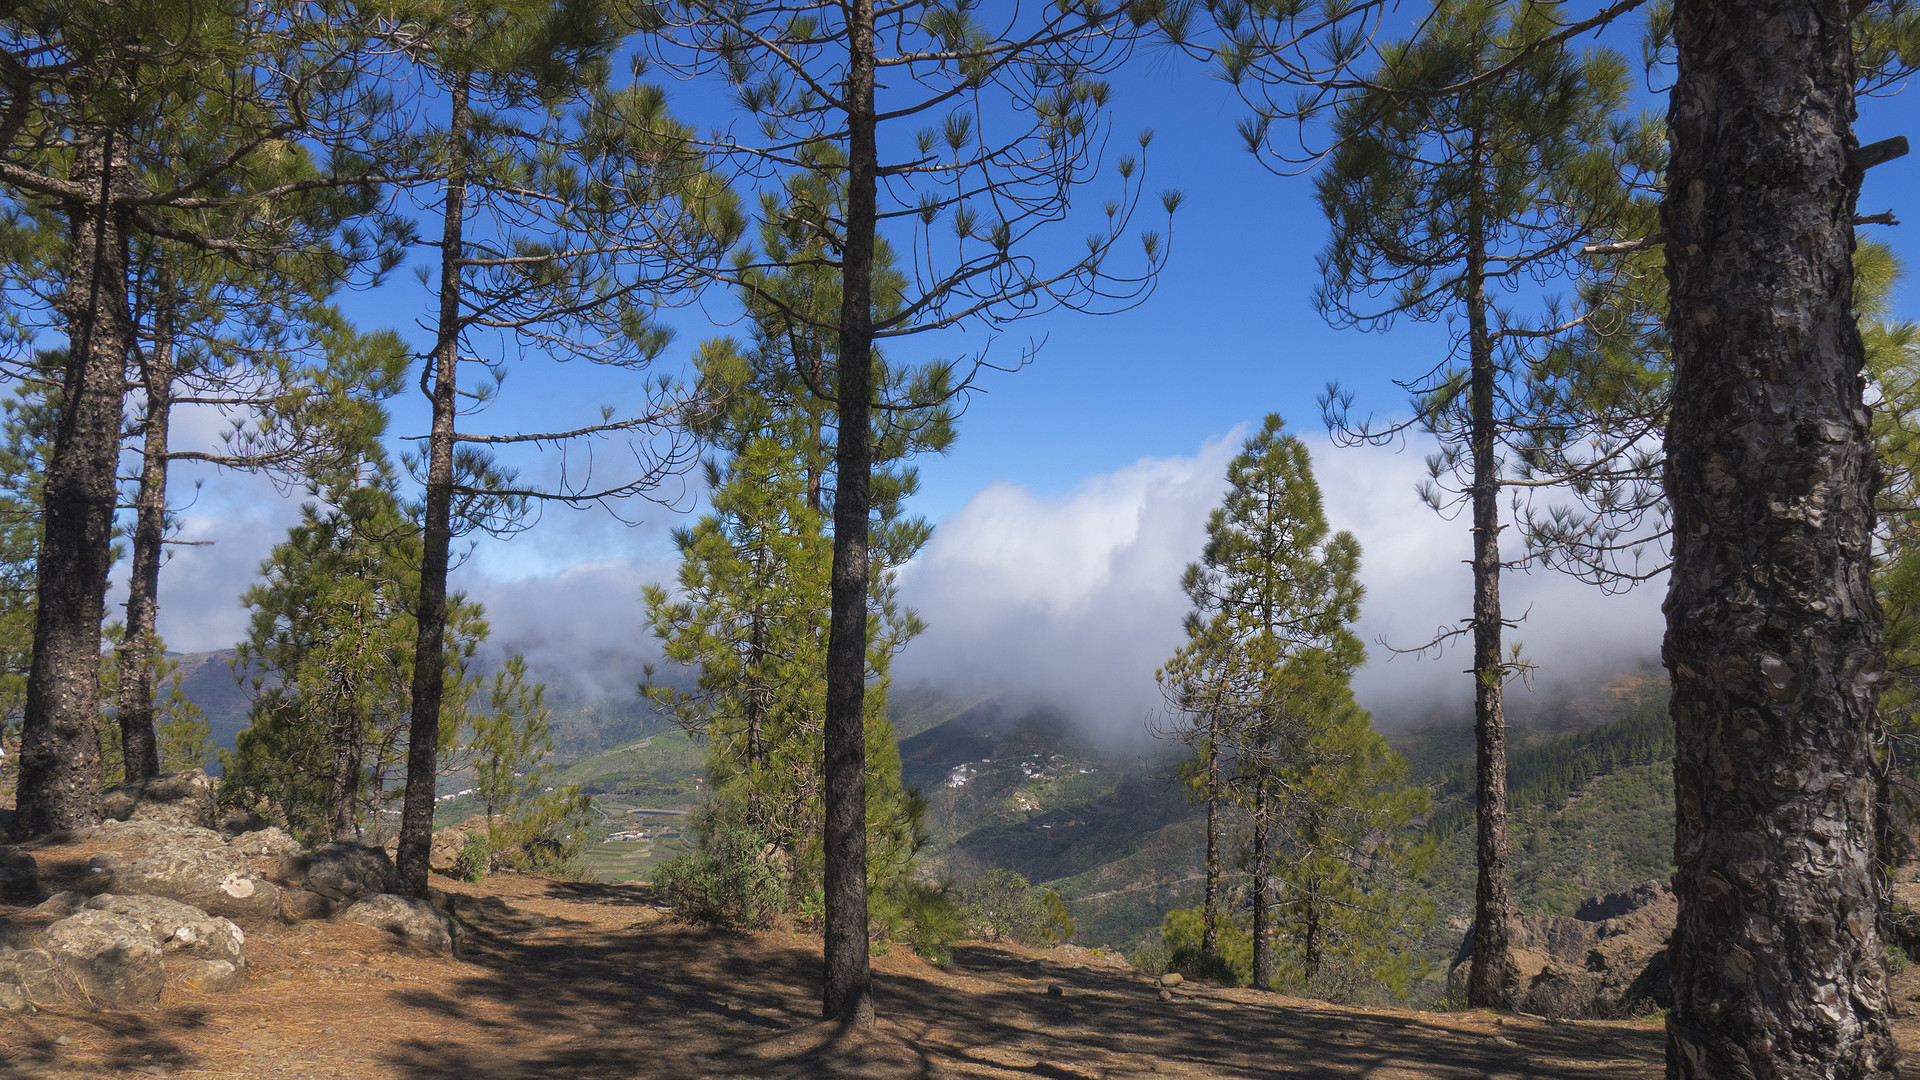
[3,830,1919,1079]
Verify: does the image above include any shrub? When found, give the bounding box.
[897,881,967,965]
[1161,906,1251,986]
[456,834,489,883]
[487,787,595,878]
[954,869,1067,947]
[652,822,782,929]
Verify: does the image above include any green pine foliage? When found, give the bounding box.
[0,352,59,733]
[222,443,485,844]
[1162,414,1433,996]
[1424,690,1675,840]
[644,195,953,937]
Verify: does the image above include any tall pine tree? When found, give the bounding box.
[1313,0,1638,1006]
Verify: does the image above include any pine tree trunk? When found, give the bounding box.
[1662,1,1897,1075]
[397,73,469,897]
[13,129,129,839]
[1251,765,1273,990]
[1202,722,1220,955]
[118,279,174,784]
[328,623,367,842]
[821,0,877,1028]
[1464,129,1514,1011]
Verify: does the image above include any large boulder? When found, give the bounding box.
[38,910,166,1008]
[0,845,38,901]
[1450,879,1675,1019]
[276,843,397,919]
[101,768,219,830]
[88,822,280,921]
[18,894,251,1009]
[340,894,457,955]
[81,895,245,964]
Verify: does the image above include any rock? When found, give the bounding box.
[280,889,335,922]
[36,892,88,918]
[27,897,249,1007]
[340,894,457,954]
[0,947,59,1010]
[277,843,395,907]
[1046,984,1065,997]
[216,808,271,838]
[429,816,490,874]
[0,845,39,900]
[81,895,245,966]
[1517,963,1605,1019]
[92,819,228,851]
[1158,972,1183,988]
[1449,879,1675,1019]
[228,828,303,859]
[40,910,166,1008]
[90,828,281,921]
[101,769,219,830]
[1158,988,1174,1002]
[175,959,243,993]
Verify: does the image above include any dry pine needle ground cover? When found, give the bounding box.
[6,830,1920,1080]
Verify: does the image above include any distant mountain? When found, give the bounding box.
[167,649,251,754]
[898,696,1202,945]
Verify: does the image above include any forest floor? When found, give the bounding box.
[4,831,1920,1080]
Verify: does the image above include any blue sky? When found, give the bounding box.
[146,9,1920,731]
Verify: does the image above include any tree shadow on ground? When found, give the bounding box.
[373,879,1665,1080]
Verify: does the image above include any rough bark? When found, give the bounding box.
[1662,1,1897,1076]
[1250,767,1273,990]
[1202,718,1221,955]
[821,0,877,1028]
[12,129,129,839]
[117,280,175,784]
[397,73,469,897]
[1464,129,1514,1011]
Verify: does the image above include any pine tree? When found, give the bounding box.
[1167,414,1377,990]
[645,221,947,928]
[376,0,727,897]
[226,443,485,845]
[638,0,1177,1024]
[0,0,407,838]
[1313,0,1638,1006]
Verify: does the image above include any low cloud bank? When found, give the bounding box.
[895,427,1666,739]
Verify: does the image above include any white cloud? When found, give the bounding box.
[895,427,1668,739]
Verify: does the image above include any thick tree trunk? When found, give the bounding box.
[1464,133,1514,1011]
[397,74,469,897]
[821,0,877,1028]
[117,282,175,784]
[1662,2,1896,1076]
[1250,766,1273,990]
[13,130,129,839]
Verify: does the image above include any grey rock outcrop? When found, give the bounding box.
[101,768,219,830]
[0,894,251,1010]
[82,894,245,970]
[0,947,58,1012]
[341,894,458,954]
[1449,879,1675,1019]
[39,910,167,1008]
[276,843,397,919]
[0,845,38,900]
[229,828,303,859]
[88,821,280,921]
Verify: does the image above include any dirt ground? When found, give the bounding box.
[2,830,1919,1080]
